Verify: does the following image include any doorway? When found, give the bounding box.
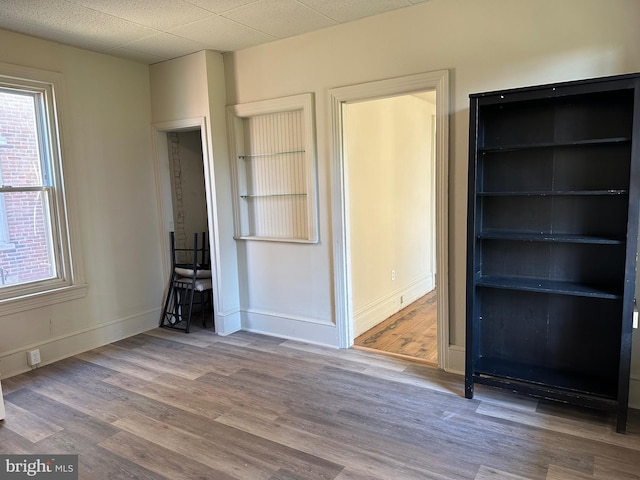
[152,118,218,331]
[344,93,437,364]
[329,70,449,369]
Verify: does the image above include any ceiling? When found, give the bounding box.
[0,0,428,64]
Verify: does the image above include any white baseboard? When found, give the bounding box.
[0,308,160,380]
[242,310,338,347]
[215,308,242,336]
[353,274,435,337]
[446,344,465,375]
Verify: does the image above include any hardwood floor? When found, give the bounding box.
[1,328,639,479]
[355,289,437,364]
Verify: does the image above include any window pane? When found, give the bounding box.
[0,189,56,286]
[0,89,47,187]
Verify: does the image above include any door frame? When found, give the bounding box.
[151,117,220,322]
[329,70,450,369]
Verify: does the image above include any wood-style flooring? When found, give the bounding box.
[1,328,639,479]
[355,290,437,364]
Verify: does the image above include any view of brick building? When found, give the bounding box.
[0,90,55,286]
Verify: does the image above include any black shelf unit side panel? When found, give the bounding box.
[616,81,640,432]
[465,96,481,399]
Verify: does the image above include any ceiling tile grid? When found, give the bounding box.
[0,0,430,63]
[121,32,210,59]
[222,0,338,38]
[298,0,414,23]
[169,14,276,52]
[67,0,214,30]
[184,0,260,14]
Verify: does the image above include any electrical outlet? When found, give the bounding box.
[391,270,396,281]
[27,349,41,366]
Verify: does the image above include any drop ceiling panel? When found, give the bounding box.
[298,0,413,23]
[67,0,214,30]
[122,32,208,59]
[107,47,166,64]
[184,0,260,14]
[170,16,276,52]
[0,0,157,48]
[223,0,337,38]
[0,0,90,26]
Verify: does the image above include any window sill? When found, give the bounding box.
[0,283,88,317]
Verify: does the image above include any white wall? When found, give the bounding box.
[224,0,640,395]
[0,29,163,378]
[346,95,436,337]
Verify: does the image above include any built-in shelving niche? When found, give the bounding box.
[227,93,319,243]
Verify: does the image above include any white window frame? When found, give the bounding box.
[0,62,86,315]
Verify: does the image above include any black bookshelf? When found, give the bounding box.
[465,73,640,433]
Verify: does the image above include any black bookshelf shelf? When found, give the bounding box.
[476,275,621,300]
[477,231,624,245]
[477,190,627,197]
[479,136,631,153]
[473,357,618,401]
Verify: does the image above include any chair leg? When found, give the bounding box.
[160,274,178,327]
[184,286,196,333]
[201,290,206,328]
[161,278,197,333]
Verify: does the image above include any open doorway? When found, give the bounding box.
[164,129,211,330]
[329,70,449,369]
[152,118,218,332]
[344,93,437,364]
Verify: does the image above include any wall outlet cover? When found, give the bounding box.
[27,349,41,366]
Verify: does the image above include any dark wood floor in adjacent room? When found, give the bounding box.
[1,328,639,479]
[355,289,438,364]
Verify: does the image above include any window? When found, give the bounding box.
[227,93,319,243]
[0,63,84,311]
